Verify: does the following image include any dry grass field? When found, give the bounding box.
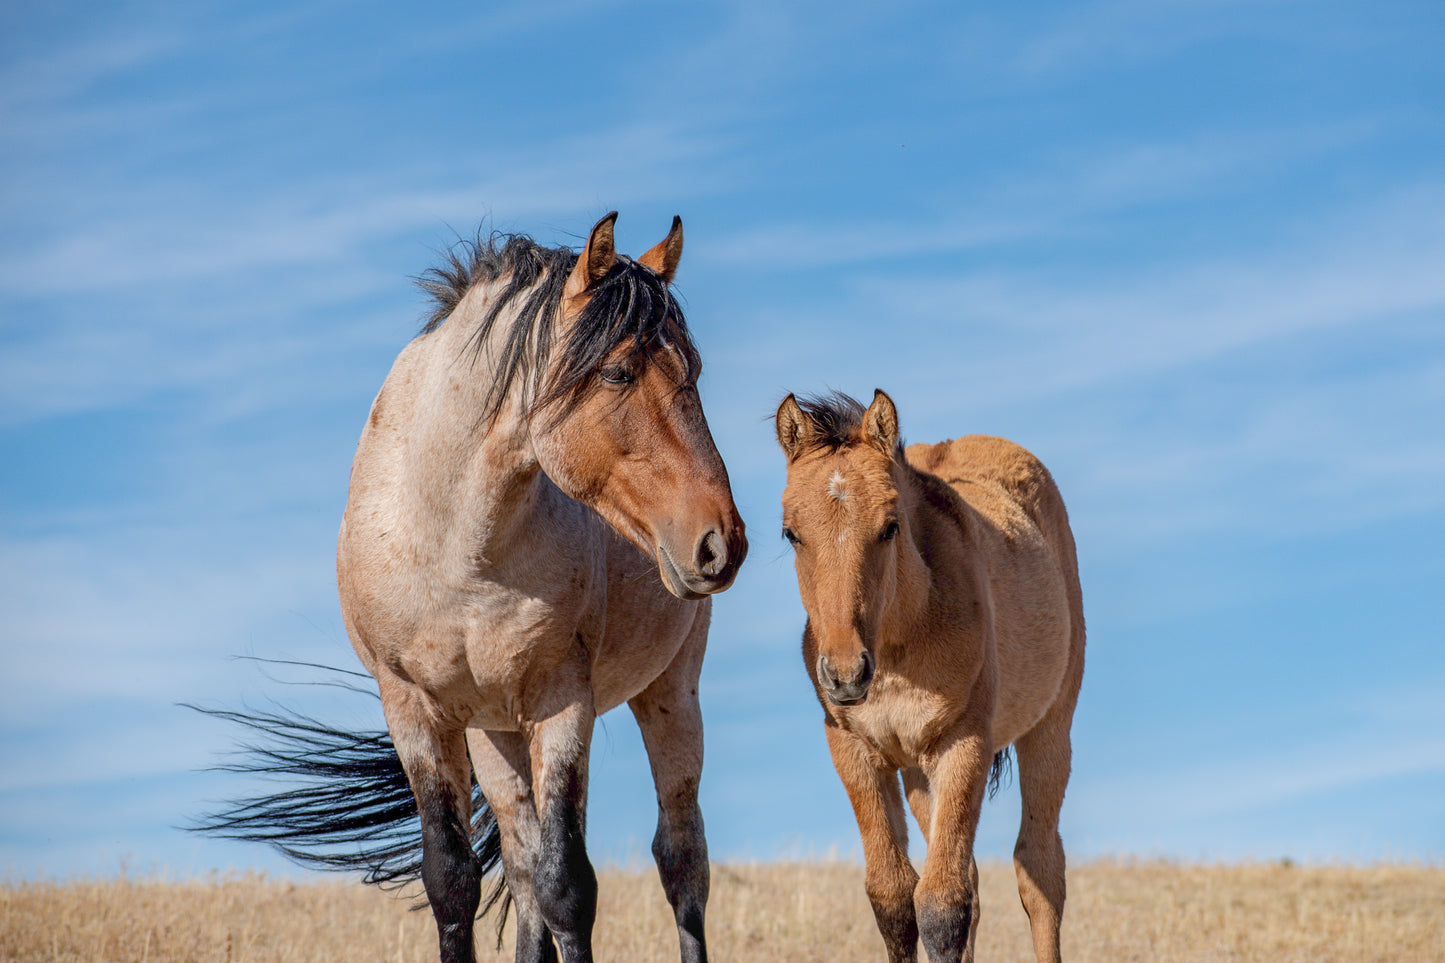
[3,860,1441,962]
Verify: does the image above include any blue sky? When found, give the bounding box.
[2,0,1443,880]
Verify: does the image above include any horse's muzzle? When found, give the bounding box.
[818,650,875,706]
[657,526,748,600]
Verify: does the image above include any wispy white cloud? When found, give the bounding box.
[0,24,181,120]
[697,118,1395,274]
[0,530,336,719]
[700,183,1445,553]
[0,110,744,429]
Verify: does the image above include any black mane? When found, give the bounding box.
[416,231,700,423]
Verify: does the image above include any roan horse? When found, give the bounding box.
[774,390,1084,963]
[201,213,746,963]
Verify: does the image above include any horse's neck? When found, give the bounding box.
[885,466,951,642]
[375,285,555,562]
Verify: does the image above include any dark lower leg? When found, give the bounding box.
[466,729,557,963]
[418,782,482,963]
[652,799,709,963]
[868,877,921,963]
[533,789,597,963]
[915,730,989,963]
[917,889,972,963]
[509,900,558,963]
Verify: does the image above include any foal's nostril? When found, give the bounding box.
[817,655,839,689]
[857,649,875,689]
[695,529,727,578]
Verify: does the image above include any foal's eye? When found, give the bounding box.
[782,527,801,547]
[600,365,634,385]
[881,521,900,542]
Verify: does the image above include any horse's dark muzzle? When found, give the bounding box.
[818,650,874,706]
[657,527,747,600]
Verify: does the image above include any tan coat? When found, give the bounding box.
[778,390,1084,963]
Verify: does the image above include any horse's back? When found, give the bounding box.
[907,435,1076,572]
[906,434,1084,743]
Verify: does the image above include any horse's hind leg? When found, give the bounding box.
[468,728,558,963]
[1012,699,1076,963]
[378,672,481,963]
[902,767,931,844]
[629,615,712,963]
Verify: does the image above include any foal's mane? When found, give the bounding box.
[417,231,700,423]
[793,391,906,460]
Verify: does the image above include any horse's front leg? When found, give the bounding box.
[525,656,599,963]
[915,719,992,963]
[467,728,558,963]
[629,614,711,963]
[825,721,920,963]
[377,670,481,963]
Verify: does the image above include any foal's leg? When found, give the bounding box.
[902,767,932,844]
[525,657,599,963]
[378,672,481,963]
[915,720,991,963]
[467,729,558,963]
[902,768,981,963]
[826,722,920,963]
[965,856,981,963]
[629,614,711,963]
[1012,701,1075,963]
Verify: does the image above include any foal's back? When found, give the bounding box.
[906,434,1084,747]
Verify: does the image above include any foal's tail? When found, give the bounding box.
[988,747,1013,800]
[188,698,510,932]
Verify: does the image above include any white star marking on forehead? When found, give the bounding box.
[827,470,848,503]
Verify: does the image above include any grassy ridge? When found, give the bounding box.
[3,860,1441,962]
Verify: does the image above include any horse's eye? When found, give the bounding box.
[782,527,801,547]
[881,521,900,542]
[600,365,634,385]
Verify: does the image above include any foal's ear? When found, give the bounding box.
[637,215,683,284]
[565,211,619,300]
[776,394,814,461]
[862,389,900,457]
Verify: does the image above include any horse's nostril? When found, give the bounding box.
[696,529,727,577]
[857,650,875,688]
[817,655,838,689]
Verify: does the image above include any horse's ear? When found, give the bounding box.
[565,211,619,300]
[862,389,900,457]
[638,215,683,284]
[776,394,813,461]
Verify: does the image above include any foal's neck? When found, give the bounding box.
[881,463,940,647]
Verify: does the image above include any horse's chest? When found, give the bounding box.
[842,684,950,767]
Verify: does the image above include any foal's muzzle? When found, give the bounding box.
[817,650,875,706]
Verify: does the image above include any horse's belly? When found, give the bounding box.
[990,573,1071,745]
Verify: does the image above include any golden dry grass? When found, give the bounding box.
[3,860,1441,962]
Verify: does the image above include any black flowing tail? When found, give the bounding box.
[187,701,511,933]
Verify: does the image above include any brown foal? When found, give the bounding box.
[775,390,1085,963]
